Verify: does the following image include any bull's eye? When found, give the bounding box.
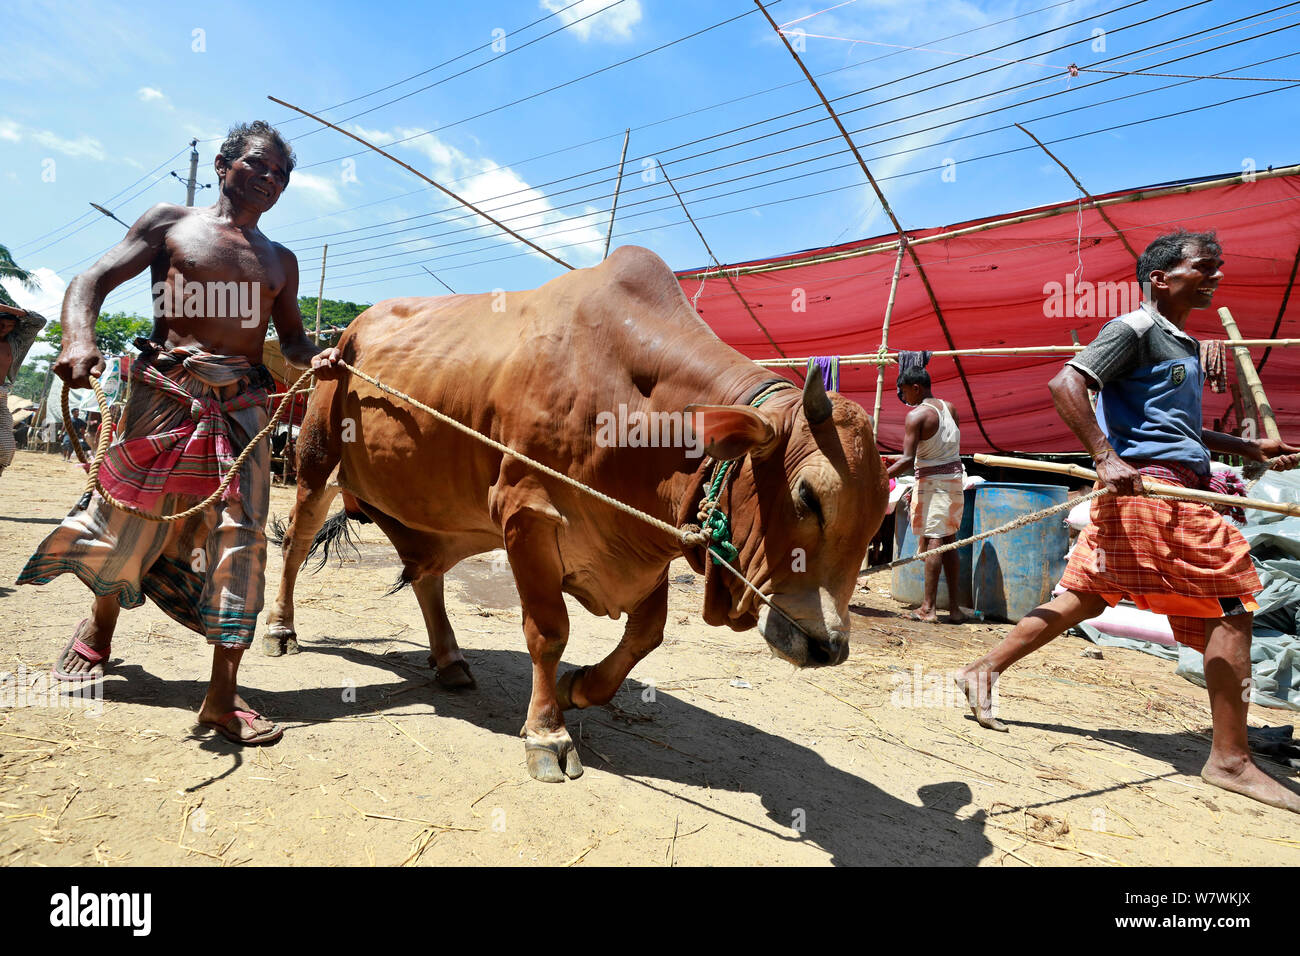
[797,479,823,524]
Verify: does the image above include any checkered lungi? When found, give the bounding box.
[17,344,273,648]
[1061,462,1259,653]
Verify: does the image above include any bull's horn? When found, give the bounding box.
[802,370,833,425]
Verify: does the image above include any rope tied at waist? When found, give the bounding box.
[94,346,271,511]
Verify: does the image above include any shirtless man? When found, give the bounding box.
[19,121,343,745]
[883,366,966,624]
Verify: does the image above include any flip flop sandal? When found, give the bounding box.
[51,621,111,682]
[201,709,284,746]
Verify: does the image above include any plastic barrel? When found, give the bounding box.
[890,487,976,610]
[971,483,1071,622]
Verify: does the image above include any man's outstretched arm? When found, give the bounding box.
[1049,365,1144,496]
[1203,429,1300,471]
[56,203,182,388]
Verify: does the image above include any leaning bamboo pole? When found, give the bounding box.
[972,454,1300,518]
[871,244,906,431]
[1219,306,1280,441]
[678,164,1300,282]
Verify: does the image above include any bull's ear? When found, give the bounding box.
[685,404,777,461]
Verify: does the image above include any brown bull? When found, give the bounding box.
[267,246,887,782]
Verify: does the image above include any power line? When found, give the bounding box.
[300,0,789,170]
[286,0,1197,251]
[13,144,191,254]
[269,0,1080,241]
[310,80,1300,290]
[294,17,1299,274]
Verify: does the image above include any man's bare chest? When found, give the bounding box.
[163,219,285,298]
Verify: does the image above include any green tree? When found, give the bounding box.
[41,312,153,356]
[0,243,41,309]
[298,296,371,334]
[10,361,49,402]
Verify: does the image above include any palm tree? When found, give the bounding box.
[0,243,41,309]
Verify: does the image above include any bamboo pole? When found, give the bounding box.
[1014,123,1139,262]
[268,95,575,271]
[677,164,1300,282]
[871,244,905,431]
[658,159,792,365]
[1219,306,1280,441]
[972,453,1300,518]
[313,243,328,342]
[604,129,630,260]
[754,339,1300,368]
[753,0,1000,450]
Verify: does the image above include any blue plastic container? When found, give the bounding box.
[890,487,976,611]
[971,483,1071,622]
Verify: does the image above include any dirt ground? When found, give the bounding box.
[2,451,1297,867]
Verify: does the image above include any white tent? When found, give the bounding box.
[42,355,124,425]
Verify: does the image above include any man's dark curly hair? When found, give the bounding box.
[219,120,296,174]
[1136,228,1221,287]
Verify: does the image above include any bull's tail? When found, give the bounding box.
[270,509,362,573]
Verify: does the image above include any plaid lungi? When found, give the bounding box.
[0,386,14,473]
[17,344,273,648]
[1061,462,1260,653]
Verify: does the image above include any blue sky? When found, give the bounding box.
[3,0,1298,329]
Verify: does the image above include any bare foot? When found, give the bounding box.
[198,693,281,744]
[908,609,939,623]
[954,668,1008,732]
[947,611,968,625]
[1201,753,1300,813]
[56,619,113,678]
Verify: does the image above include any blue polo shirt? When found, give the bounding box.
[1066,305,1209,475]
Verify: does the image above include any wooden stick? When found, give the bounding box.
[754,0,999,450]
[754,339,1300,368]
[872,243,905,432]
[268,95,574,271]
[658,159,792,365]
[604,129,630,260]
[313,244,327,341]
[1014,123,1139,262]
[677,164,1300,281]
[1219,307,1280,441]
[972,453,1300,517]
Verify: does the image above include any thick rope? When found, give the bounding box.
[859,486,1109,578]
[65,367,316,522]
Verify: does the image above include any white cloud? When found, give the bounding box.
[136,87,173,109]
[0,117,106,160]
[289,170,343,205]
[539,0,643,42]
[348,124,607,265]
[1,267,67,320]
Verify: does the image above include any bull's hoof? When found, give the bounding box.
[262,627,300,657]
[433,658,477,690]
[554,665,590,711]
[521,731,583,783]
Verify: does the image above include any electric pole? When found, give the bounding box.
[185,139,199,206]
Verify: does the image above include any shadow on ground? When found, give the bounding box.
[100,640,996,865]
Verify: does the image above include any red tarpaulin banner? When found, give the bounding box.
[677,168,1300,453]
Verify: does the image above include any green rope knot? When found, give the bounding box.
[702,507,739,564]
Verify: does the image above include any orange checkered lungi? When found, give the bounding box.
[1061,467,1259,653]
